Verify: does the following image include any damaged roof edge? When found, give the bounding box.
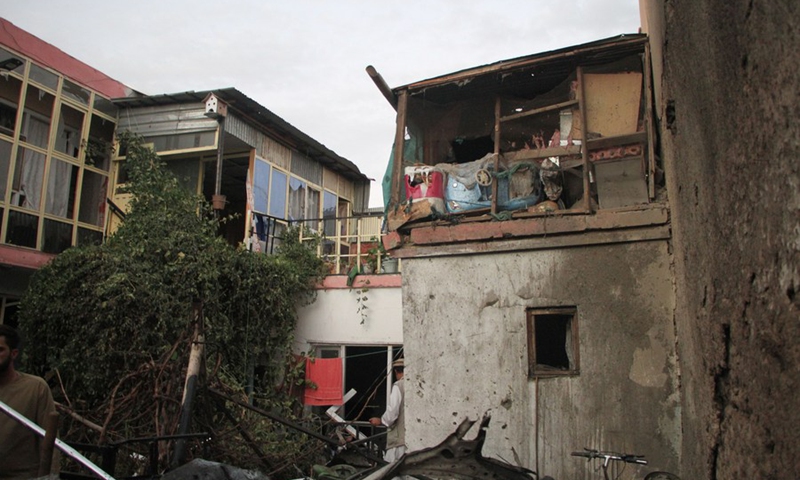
[392,33,648,93]
[112,88,369,182]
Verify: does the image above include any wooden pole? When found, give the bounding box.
[391,91,409,209]
[366,65,398,111]
[577,66,593,212]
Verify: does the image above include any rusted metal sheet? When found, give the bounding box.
[116,104,217,136]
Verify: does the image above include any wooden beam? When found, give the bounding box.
[390,91,408,209]
[577,66,593,213]
[405,205,669,247]
[366,65,398,111]
[397,224,671,258]
[585,131,648,150]
[499,99,579,123]
[644,43,657,199]
[492,96,501,215]
[503,145,582,163]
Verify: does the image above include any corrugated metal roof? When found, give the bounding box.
[114,88,368,181]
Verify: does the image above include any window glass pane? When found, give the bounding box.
[0,139,11,200]
[77,227,103,247]
[21,85,54,149]
[0,76,22,138]
[42,218,73,254]
[253,158,269,213]
[0,48,25,74]
[78,170,108,226]
[288,177,306,221]
[268,169,287,219]
[28,64,58,90]
[323,191,337,237]
[55,103,85,158]
[93,95,117,117]
[12,147,46,210]
[62,79,91,105]
[87,114,114,171]
[307,188,320,230]
[6,210,38,248]
[45,158,78,219]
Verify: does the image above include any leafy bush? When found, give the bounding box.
[19,132,327,477]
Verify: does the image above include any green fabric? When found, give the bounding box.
[382,125,423,213]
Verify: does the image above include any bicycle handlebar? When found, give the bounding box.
[571,449,648,465]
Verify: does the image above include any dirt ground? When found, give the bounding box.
[659,1,800,478]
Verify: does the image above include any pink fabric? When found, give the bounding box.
[304,357,343,406]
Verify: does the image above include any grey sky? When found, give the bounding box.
[2,1,641,207]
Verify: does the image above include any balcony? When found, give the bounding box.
[253,212,400,276]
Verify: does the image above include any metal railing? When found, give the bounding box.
[0,399,115,480]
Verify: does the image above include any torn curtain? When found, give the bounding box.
[304,357,343,406]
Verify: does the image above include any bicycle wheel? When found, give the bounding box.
[644,471,680,480]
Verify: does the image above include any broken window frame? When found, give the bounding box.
[526,306,580,378]
[388,39,657,228]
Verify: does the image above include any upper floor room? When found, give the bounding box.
[0,18,373,271]
[112,89,373,266]
[378,34,667,255]
[0,20,130,263]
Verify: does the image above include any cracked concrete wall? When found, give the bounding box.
[655,1,800,479]
[401,240,678,479]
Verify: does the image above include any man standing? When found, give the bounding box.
[370,358,405,462]
[0,325,57,479]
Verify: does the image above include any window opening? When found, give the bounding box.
[527,307,579,377]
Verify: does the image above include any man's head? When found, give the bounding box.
[392,358,404,379]
[0,324,20,374]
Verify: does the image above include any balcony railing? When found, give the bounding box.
[249,211,399,275]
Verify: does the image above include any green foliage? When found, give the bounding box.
[18,132,326,476]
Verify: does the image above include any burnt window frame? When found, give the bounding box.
[526,306,580,378]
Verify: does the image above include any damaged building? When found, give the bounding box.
[374,34,680,479]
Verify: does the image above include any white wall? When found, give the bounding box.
[294,283,403,353]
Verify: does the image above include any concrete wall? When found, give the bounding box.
[295,282,403,352]
[653,1,800,479]
[401,240,679,479]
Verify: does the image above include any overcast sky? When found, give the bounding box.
[2,1,641,208]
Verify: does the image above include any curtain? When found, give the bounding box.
[18,115,49,210]
[45,159,72,218]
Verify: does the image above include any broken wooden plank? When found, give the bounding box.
[396,224,671,258]
[406,206,669,246]
[586,131,648,150]
[502,145,582,163]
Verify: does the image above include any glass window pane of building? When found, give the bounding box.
[45,158,78,218]
[21,85,54,149]
[0,76,22,137]
[78,169,107,226]
[269,169,287,219]
[288,177,306,221]
[13,147,46,210]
